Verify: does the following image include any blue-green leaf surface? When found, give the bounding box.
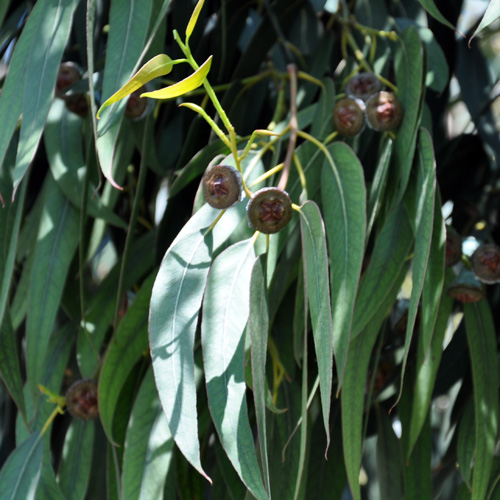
[464,301,500,500]
[249,255,271,495]
[300,201,333,446]
[122,366,174,500]
[149,202,246,482]
[26,175,79,396]
[57,421,94,500]
[99,273,155,442]
[321,142,366,390]
[96,0,153,188]
[0,431,43,500]
[202,237,268,500]
[12,0,78,193]
[397,128,436,400]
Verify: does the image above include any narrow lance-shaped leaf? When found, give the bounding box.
[122,367,174,500]
[395,128,436,404]
[96,54,173,119]
[299,201,333,449]
[149,202,246,483]
[141,56,212,100]
[12,0,78,195]
[202,237,268,500]
[0,431,43,500]
[249,255,271,495]
[470,1,500,43]
[321,142,366,391]
[186,0,206,41]
[464,301,500,500]
[417,0,457,32]
[26,175,79,396]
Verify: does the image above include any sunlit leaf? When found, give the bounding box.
[96,54,173,119]
[202,237,268,500]
[186,0,206,41]
[141,56,212,99]
[470,0,500,42]
[299,201,333,447]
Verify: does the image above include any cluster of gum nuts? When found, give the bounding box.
[55,62,151,120]
[445,225,500,302]
[333,72,403,136]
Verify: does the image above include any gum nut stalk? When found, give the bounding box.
[332,97,365,137]
[246,187,293,234]
[202,165,242,209]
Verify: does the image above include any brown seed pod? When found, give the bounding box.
[470,243,500,284]
[447,269,485,303]
[56,62,81,99]
[332,97,365,137]
[125,87,149,120]
[246,187,293,234]
[365,91,403,131]
[65,94,89,118]
[202,165,242,209]
[445,225,462,267]
[65,379,99,421]
[345,72,383,101]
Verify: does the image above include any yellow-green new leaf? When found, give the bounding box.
[96,54,173,119]
[141,56,212,100]
[186,0,206,41]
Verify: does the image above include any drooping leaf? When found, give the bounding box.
[141,56,213,100]
[417,0,456,31]
[202,237,268,500]
[12,0,78,194]
[57,420,95,500]
[96,54,173,119]
[457,401,475,489]
[149,202,246,482]
[464,301,500,500]
[249,255,271,495]
[470,0,500,42]
[0,431,43,500]
[321,142,366,390]
[26,175,79,396]
[122,366,174,500]
[299,201,333,447]
[98,273,155,442]
[396,128,436,401]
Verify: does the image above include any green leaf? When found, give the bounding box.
[141,56,212,99]
[321,142,366,390]
[418,0,457,31]
[122,366,174,500]
[0,310,26,422]
[464,301,500,500]
[96,0,153,188]
[36,459,66,500]
[26,175,79,396]
[96,54,173,119]
[352,204,413,338]
[57,421,95,500]
[12,0,78,194]
[0,431,43,500]
[376,407,404,500]
[249,255,271,494]
[396,128,436,401]
[470,0,500,42]
[186,0,206,41]
[457,401,475,488]
[149,202,246,482]
[202,237,268,500]
[44,100,126,227]
[342,262,410,500]
[99,273,155,442]
[299,201,333,447]
[394,27,425,202]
